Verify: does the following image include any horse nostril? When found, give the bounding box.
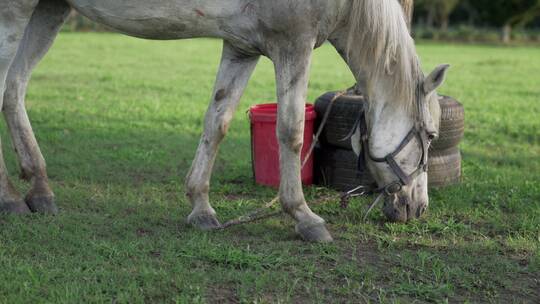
[406,204,411,219]
[398,195,408,206]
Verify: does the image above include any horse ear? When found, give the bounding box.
[423,64,450,94]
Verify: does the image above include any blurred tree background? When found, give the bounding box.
[413,0,540,43]
[63,1,540,44]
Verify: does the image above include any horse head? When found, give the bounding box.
[361,64,448,222]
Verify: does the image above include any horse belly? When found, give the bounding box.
[65,0,222,39]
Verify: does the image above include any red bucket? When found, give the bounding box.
[249,103,316,188]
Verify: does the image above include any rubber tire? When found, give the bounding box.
[312,92,463,190]
[428,147,462,188]
[431,96,465,151]
[315,92,465,152]
[314,146,373,191]
[314,92,365,150]
[314,145,462,190]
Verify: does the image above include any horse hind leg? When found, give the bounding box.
[0,1,40,214]
[272,43,333,242]
[2,0,71,214]
[186,41,259,230]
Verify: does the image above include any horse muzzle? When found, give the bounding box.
[382,193,427,222]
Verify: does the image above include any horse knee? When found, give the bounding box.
[218,115,232,137]
[2,80,24,113]
[277,123,304,153]
[206,104,234,139]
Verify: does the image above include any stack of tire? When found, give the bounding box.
[313,92,464,191]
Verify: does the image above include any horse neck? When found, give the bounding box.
[344,0,421,109]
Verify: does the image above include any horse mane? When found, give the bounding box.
[346,0,423,113]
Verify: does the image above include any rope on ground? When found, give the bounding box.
[219,197,280,229]
[218,91,346,229]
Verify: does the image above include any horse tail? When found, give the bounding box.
[346,0,419,106]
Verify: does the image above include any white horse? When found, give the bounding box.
[0,0,448,242]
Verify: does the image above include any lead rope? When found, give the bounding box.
[363,193,384,222]
[219,91,346,229]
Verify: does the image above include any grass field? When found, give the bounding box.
[0,33,539,303]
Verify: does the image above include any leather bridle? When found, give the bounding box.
[358,108,430,194]
[340,89,433,214]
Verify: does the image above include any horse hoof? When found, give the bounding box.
[188,212,221,231]
[296,221,334,243]
[25,195,59,215]
[0,200,31,215]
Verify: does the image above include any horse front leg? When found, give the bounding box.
[186,41,259,230]
[3,0,71,214]
[273,44,333,242]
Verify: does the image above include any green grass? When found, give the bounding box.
[0,33,539,303]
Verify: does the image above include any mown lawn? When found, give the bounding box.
[0,33,538,303]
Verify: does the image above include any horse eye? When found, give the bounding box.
[427,132,438,141]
